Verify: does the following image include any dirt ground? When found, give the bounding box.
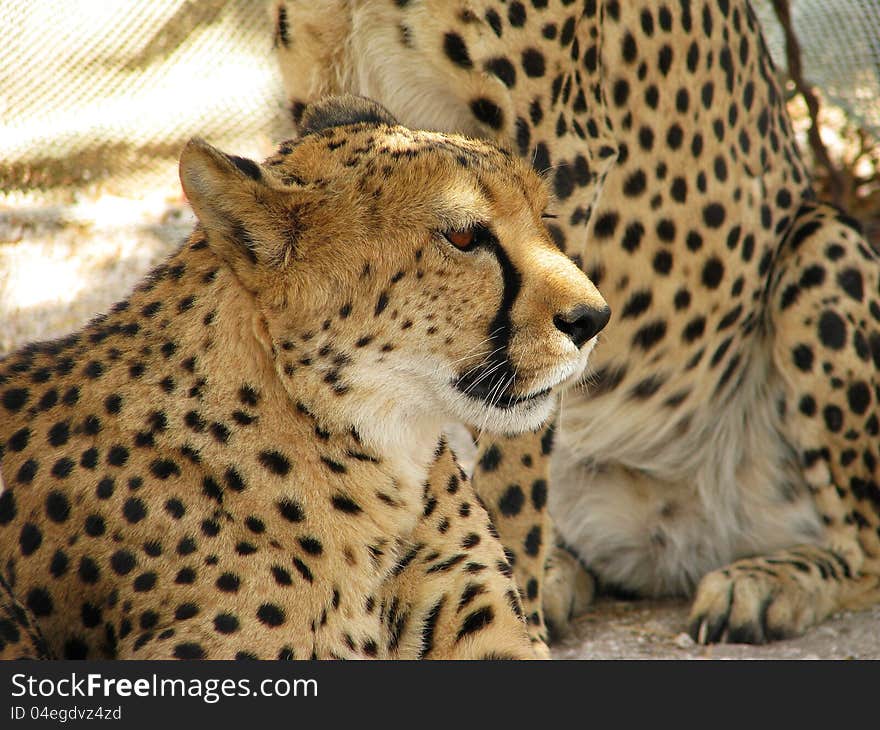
[2,193,879,660]
[552,599,880,660]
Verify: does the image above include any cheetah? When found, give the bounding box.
[0,95,608,659]
[275,0,880,644]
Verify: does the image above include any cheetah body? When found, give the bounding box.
[0,96,607,659]
[276,0,880,643]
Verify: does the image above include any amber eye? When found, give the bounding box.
[446,228,476,249]
[441,223,492,252]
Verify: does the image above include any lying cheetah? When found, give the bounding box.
[0,95,608,659]
[275,0,880,644]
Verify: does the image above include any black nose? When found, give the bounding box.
[553,304,611,348]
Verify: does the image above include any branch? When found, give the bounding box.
[771,0,846,205]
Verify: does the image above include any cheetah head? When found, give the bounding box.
[179,95,608,436]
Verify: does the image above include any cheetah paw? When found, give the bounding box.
[543,547,595,639]
[688,567,821,644]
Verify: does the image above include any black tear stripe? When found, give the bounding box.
[453,230,529,408]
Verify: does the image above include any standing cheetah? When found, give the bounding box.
[275,0,880,644]
[0,96,608,659]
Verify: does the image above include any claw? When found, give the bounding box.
[697,618,708,645]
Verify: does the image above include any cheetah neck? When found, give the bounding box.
[194,243,447,492]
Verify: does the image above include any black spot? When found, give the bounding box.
[623,169,647,197]
[16,459,38,484]
[277,498,305,523]
[210,422,230,445]
[524,526,542,556]
[175,603,199,620]
[498,485,525,516]
[80,448,99,470]
[224,467,246,492]
[799,395,817,417]
[613,79,630,106]
[45,491,70,522]
[632,320,667,350]
[257,603,285,627]
[173,642,205,660]
[701,257,724,289]
[541,423,555,455]
[214,614,239,634]
[298,537,323,555]
[622,291,652,319]
[443,32,472,68]
[47,421,70,447]
[531,479,547,510]
[26,588,53,617]
[469,98,504,130]
[792,345,814,372]
[847,381,871,415]
[149,459,180,480]
[164,498,185,519]
[554,163,575,200]
[259,450,291,476]
[479,444,502,472]
[652,250,673,274]
[702,203,725,228]
[78,556,100,584]
[271,566,293,586]
[622,222,645,252]
[292,557,313,583]
[508,1,526,26]
[837,269,864,302]
[522,47,546,77]
[823,405,844,433]
[123,497,147,524]
[484,57,517,90]
[107,445,129,467]
[84,360,104,379]
[0,490,16,525]
[19,523,42,555]
[593,212,619,239]
[2,388,29,412]
[215,573,240,593]
[331,494,362,514]
[818,311,846,350]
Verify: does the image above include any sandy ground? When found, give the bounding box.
[552,599,880,660]
[2,193,878,660]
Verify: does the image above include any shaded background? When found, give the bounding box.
[1,0,879,657]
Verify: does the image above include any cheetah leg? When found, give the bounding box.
[689,204,880,643]
[378,444,543,659]
[542,543,596,639]
[468,422,559,646]
[0,574,52,659]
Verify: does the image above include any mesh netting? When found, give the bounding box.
[0,1,878,198]
[0,0,287,199]
[753,0,880,137]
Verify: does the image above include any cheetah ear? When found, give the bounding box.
[179,138,307,288]
[299,94,398,135]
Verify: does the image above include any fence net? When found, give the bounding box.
[1,0,879,199]
[0,0,287,200]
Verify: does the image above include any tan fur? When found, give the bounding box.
[275,0,880,644]
[0,96,607,659]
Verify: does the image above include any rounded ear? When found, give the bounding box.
[299,95,399,136]
[179,138,309,291]
[180,137,265,214]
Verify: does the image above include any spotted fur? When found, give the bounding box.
[276,0,880,644]
[0,96,608,659]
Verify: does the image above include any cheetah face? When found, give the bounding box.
[180,96,608,435]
